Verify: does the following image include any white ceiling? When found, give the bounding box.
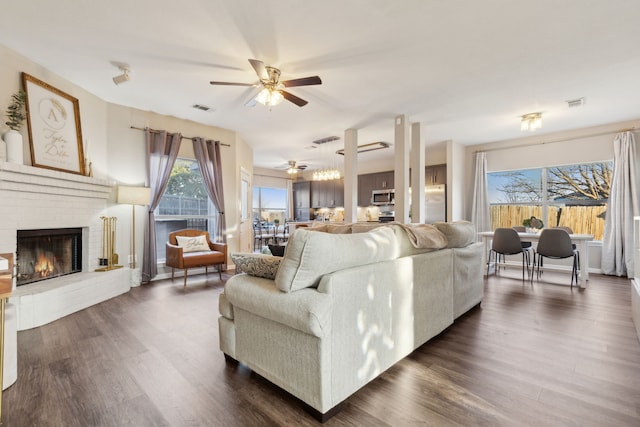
[2,0,640,171]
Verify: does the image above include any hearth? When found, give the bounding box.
[16,228,82,286]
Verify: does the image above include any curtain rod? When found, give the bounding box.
[130,126,230,147]
[475,126,637,154]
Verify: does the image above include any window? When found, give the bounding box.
[253,187,287,225]
[487,161,612,240]
[155,158,218,261]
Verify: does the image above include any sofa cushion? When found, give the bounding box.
[231,253,282,279]
[351,223,384,233]
[175,235,210,253]
[434,221,476,248]
[275,227,398,293]
[326,223,352,234]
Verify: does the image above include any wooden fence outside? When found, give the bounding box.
[490,204,606,240]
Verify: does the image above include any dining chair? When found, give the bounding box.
[253,222,268,251]
[487,228,530,281]
[534,228,579,287]
[553,226,580,270]
[512,226,533,269]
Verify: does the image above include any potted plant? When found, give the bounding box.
[522,216,544,232]
[4,90,26,164]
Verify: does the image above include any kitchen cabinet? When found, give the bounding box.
[311,179,344,208]
[374,171,394,189]
[293,181,310,208]
[293,181,311,221]
[294,208,311,221]
[425,164,447,185]
[358,171,394,206]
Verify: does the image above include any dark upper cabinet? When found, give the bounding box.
[358,174,375,206]
[293,181,310,208]
[374,171,394,190]
[425,164,447,186]
[358,171,394,206]
[310,179,344,208]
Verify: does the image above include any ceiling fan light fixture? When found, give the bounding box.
[256,87,284,107]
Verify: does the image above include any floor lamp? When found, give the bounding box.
[117,186,151,274]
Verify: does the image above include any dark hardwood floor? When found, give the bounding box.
[3,268,640,426]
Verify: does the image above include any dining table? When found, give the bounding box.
[478,230,594,288]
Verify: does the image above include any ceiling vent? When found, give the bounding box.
[192,104,214,112]
[312,136,340,145]
[566,97,585,108]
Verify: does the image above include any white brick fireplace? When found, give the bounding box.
[0,161,130,330]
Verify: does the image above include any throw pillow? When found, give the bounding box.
[175,235,211,253]
[268,244,286,257]
[433,221,476,248]
[231,253,282,280]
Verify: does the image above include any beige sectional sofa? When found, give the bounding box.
[218,222,483,422]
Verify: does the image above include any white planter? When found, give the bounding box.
[3,130,23,164]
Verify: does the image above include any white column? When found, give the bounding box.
[343,129,358,223]
[410,122,425,223]
[394,115,410,223]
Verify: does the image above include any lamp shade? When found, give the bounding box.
[117,186,151,205]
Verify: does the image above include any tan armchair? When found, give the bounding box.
[166,229,227,286]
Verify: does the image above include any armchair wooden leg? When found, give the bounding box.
[171,268,175,281]
[183,269,187,287]
[218,264,222,280]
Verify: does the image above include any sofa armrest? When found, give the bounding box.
[224,274,332,338]
[165,242,183,268]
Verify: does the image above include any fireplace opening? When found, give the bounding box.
[16,228,82,286]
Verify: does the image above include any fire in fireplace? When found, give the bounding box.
[16,228,82,286]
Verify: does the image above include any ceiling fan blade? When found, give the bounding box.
[210,81,256,86]
[248,59,269,81]
[282,76,322,87]
[281,90,308,107]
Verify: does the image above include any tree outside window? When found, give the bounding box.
[488,161,612,239]
[155,159,218,261]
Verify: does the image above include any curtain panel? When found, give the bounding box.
[192,137,227,245]
[142,129,181,283]
[602,131,639,277]
[471,151,491,233]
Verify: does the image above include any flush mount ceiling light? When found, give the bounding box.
[521,112,542,131]
[112,64,131,85]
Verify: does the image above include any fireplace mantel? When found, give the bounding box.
[0,161,113,199]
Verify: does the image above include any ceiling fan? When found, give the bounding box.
[276,160,308,174]
[210,59,322,107]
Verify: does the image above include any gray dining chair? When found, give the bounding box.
[512,226,533,268]
[534,228,579,287]
[487,228,530,281]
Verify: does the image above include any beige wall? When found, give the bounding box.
[1,43,252,279]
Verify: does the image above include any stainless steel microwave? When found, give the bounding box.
[372,189,395,205]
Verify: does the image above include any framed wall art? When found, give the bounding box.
[22,72,85,175]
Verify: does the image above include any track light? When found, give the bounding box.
[112,66,131,85]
